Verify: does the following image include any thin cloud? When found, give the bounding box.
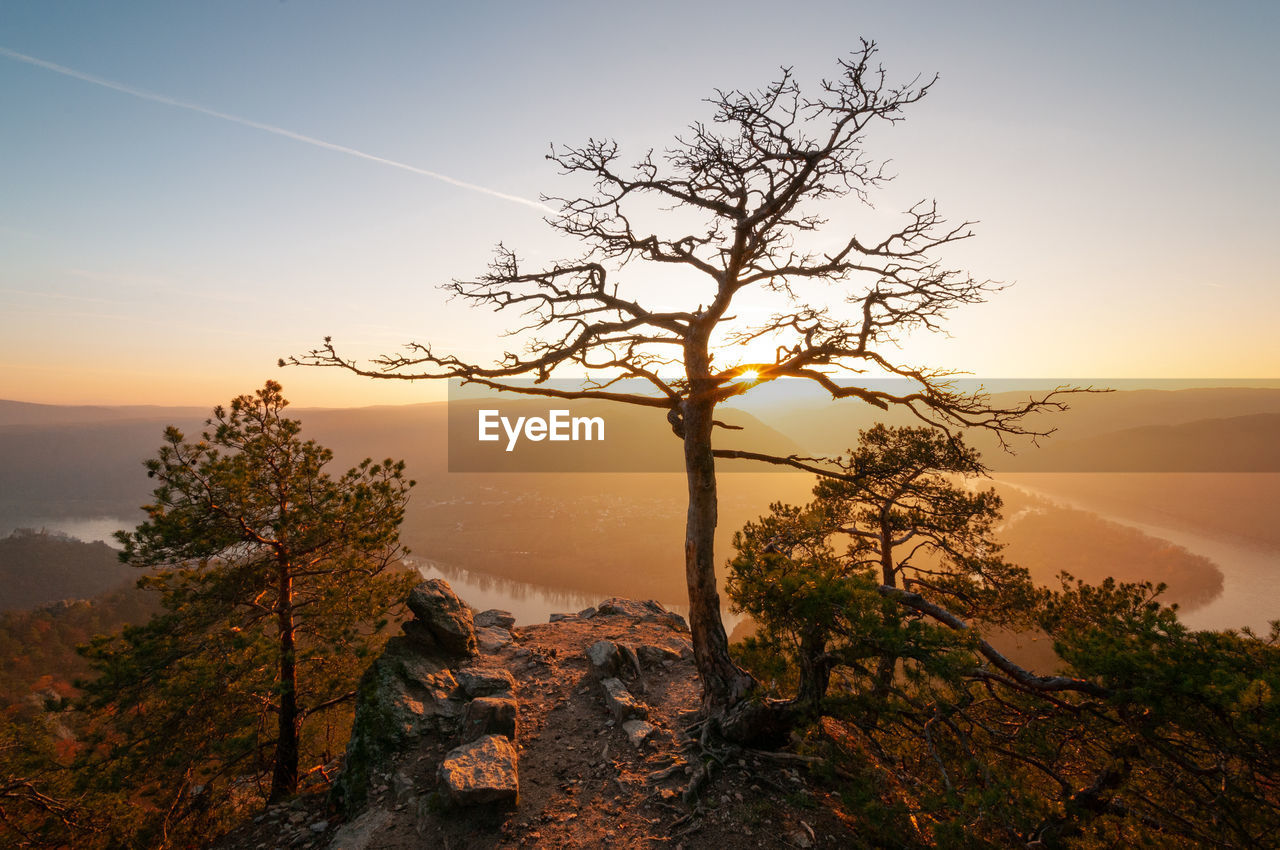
[0,47,554,214]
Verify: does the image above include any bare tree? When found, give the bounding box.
[288,42,1076,728]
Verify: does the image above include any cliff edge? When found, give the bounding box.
[220,580,852,849]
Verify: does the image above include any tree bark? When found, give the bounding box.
[874,514,898,693]
[270,565,300,801]
[796,628,831,711]
[682,386,756,714]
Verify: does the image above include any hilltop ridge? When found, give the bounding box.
[219,580,851,850]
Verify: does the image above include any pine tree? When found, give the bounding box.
[79,381,416,843]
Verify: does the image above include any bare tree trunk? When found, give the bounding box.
[682,389,755,714]
[270,566,300,801]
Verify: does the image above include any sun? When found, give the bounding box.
[733,369,760,384]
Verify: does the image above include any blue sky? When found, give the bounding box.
[2,1,1277,405]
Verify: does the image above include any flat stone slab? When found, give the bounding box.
[438,734,519,806]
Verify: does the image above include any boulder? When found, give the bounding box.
[455,666,515,698]
[333,637,457,811]
[585,639,621,677]
[406,580,477,657]
[461,695,518,741]
[474,609,516,629]
[438,735,519,806]
[600,677,647,723]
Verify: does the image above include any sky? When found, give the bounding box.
[2,1,1278,408]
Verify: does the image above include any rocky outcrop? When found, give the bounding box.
[438,735,519,806]
[406,579,478,656]
[334,583,690,825]
[333,580,495,810]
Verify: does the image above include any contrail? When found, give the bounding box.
[0,47,554,213]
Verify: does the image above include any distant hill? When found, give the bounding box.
[0,529,135,612]
[0,399,207,427]
[0,387,1270,605]
[996,413,1280,472]
[734,387,1280,472]
[0,399,811,603]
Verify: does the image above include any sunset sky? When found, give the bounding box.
[2,1,1277,407]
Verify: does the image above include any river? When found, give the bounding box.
[995,480,1280,633]
[7,504,1269,633]
[0,515,730,628]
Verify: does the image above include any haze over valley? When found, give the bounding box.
[3,386,1274,631]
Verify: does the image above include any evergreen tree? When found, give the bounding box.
[728,425,1280,846]
[78,381,415,843]
[728,425,1029,710]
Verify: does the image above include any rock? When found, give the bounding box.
[548,612,576,622]
[327,807,393,850]
[406,580,477,656]
[600,677,647,723]
[617,643,642,679]
[635,644,682,667]
[438,735,519,806]
[462,695,518,741]
[475,625,513,652]
[332,637,461,812]
[577,606,598,618]
[400,619,442,652]
[391,770,415,803]
[456,666,515,697]
[621,719,654,747]
[474,609,516,629]
[585,640,621,677]
[594,598,654,618]
[594,597,688,631]
[420,668,460,701]
[309,821,328,834]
